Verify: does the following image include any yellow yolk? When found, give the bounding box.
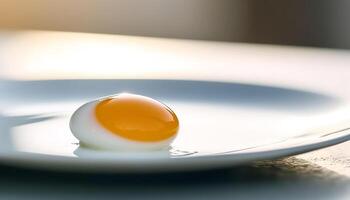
[94,94,179,142]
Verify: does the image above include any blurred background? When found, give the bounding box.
[1,0,350,49]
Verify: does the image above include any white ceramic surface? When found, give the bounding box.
[0,79,349,173]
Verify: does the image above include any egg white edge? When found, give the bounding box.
[69,99,177,151]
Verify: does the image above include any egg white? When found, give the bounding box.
[69,99,177,151]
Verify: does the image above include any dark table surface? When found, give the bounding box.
[0,144,349,200]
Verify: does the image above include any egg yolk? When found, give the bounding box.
[95,94,179,142]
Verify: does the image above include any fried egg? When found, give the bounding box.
[70,93,179,151]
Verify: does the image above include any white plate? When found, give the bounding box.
[0,79,349,173]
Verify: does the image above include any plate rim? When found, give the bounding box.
[0,127,348,173]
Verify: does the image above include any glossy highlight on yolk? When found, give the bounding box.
[94,94,179,142]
